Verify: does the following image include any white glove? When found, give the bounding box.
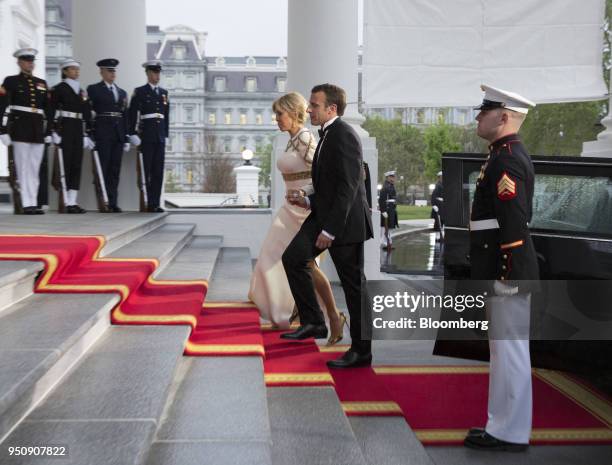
[51,131,62,145]
[382,212,388,219]
[129,134,141,146]
[165,137,169,145]
[0,134,11,146]
[44,135,52,144]
[83,136,95,150]
[123,143,131,153]
[432,205,439,213]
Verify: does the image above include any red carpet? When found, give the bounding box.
[0,235,258,356]
[374,365,612,445]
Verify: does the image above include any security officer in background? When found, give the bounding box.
[50,58,95,213]
[0,48,53,214]
[128,60,169,212]
[464,85,539,452]
[87,58,130,213]
[378,170,399,249]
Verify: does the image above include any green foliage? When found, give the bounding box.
[396,205,431,221]
[520,101,604,156]
[362,117,426,185]
[164,171,182,193]
[423,123,461,178]
[257,142,273,188]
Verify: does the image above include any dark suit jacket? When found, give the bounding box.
[309,118,373,245]
[87,81,129,143]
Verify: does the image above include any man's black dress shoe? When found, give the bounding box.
[67,205,87,214]
[24,207,44,215]
[280,324,328,340]
[467,427,485,437]
[464,430,528,452]
[148,206,165,213]
[326,350,372,369]
[111,206,122,213]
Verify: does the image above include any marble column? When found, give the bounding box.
[273,0,382,280]
[51,0,147,211]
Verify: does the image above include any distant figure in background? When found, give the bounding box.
[431,170,444,239]
[0,48,53,215]
[128,60,169,213]
[87,58,130,213]
[379,170,399,250]
[50,58,94,213]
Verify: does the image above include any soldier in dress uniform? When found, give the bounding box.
[430,170,444,237]
[128,60,169,213]
[378,170,399,249]
[0,48,53,214]
[87,58,130,213]
[464,85,540,452]
[50,59,95,213]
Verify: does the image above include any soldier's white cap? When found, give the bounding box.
[13,48,38,60]
[61,58,81,69]
[142,60,163,71]
[384,170,397,177]
[475,84,536,115]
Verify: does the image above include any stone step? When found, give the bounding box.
[0,292,119,443]
[205,247,253,301]
[148,357,272,465]
[107,223,195,273]
[0,325,190,465]
[267,387,368,465]
[0,260,44,314]
[349,417,435,465]
[155,236,223,283]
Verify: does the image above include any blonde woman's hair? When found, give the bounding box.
[272,92,308,125]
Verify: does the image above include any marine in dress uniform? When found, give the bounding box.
[464,85,539,452]
[128,60,169,212]
[378,170,399,249]
[50,59,95,213]
[431,171,444,234]
[0,48,53,214]
[87,58,130,213]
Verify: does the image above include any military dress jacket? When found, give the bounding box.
[469,133,539,288]
[0,73,52,143]
[50,82,92,138]
[128,84,169,144]
[86,81,129,143]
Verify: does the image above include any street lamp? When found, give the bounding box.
[241,148,254,166]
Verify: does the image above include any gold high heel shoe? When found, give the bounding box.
[289,306,300,325]
[327,312,348,346]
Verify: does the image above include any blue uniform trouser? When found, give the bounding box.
[97,138,123,208]
[141,141,165,208]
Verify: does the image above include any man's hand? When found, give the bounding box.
[315,232,333,250]
[286,189,307,208]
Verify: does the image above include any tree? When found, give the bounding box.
[257,142,273,188]
[203,156,236,193]
[363,117,426,190]
[423,123,461,179]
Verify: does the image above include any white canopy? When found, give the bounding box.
[363,0,608,107]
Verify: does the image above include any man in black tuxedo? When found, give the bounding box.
[281,83,374,368]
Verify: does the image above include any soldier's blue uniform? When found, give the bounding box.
[128,61,169,212]
[87,58,129,212]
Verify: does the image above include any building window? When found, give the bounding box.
[416,109,426,124]
[224,111,232,125]
[437,109,448,124]
[167,135,173,151]
[215,57,226,67]
[208,112,216,124]
[394,108,404,120]
[186,167,193,184]
[214,76,226,92]
[271,113,277,124]
[239,137,247,151]
[276,77,287,93]
[185,106,194,123]
[255,112,263,125]
[240,111,247,125]
[47,8,59,23]
[457,109,468,125]
[165,72,175,89]
[173,45,186,60]
[185,135,194,152]
[246,77,257,92]
[224,138,232,153]
[185,72,196,89]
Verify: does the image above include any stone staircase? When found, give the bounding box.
[0,214,433,465]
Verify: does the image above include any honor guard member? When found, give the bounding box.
[0,48,53,214]
[430,171,444,236]
[378,170,399,249]
[128,60,169,212]
[87,58,130,213]
[464,85,540,452]
[50,59,95,213]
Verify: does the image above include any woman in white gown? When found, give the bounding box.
[248,92,346,344]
